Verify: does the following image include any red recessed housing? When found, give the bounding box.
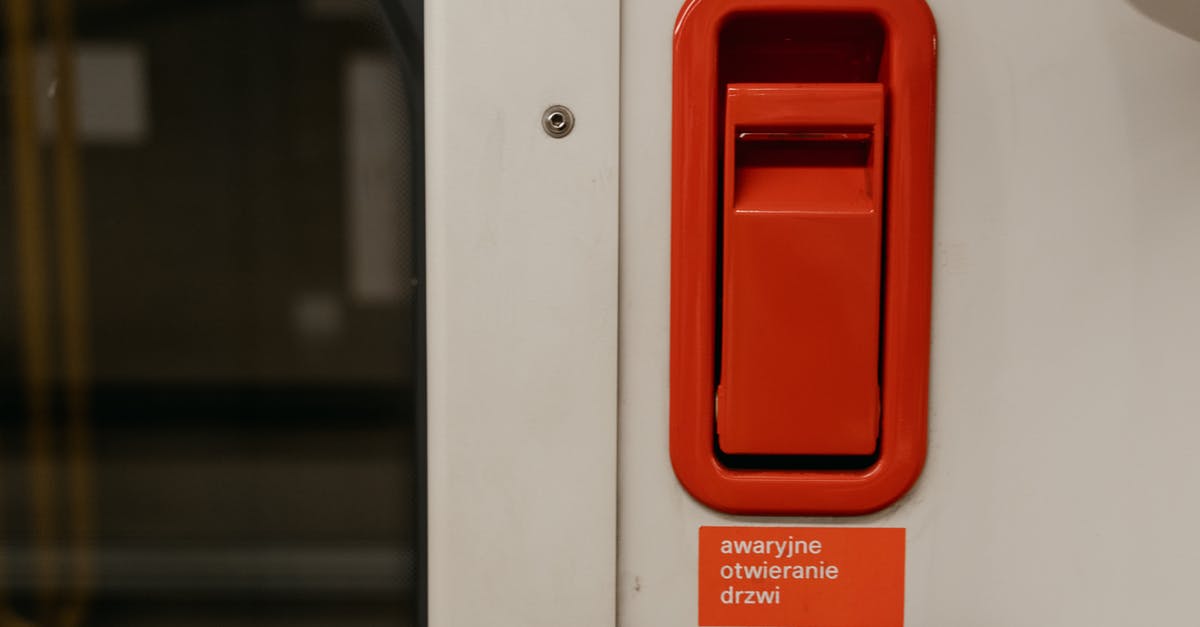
[670,0,937,515]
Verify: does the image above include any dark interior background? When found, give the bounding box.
[0,0,422,624]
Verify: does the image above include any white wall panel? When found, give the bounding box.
[619,0,1200,625]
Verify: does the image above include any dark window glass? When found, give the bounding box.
[0,1,423,624]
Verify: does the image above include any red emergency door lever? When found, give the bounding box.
[718,84,885,457]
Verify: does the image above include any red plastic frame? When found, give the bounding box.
[669,0,937,515]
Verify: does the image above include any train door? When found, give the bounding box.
[6,0,1200,626]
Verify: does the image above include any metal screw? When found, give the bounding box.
[542,105,574,138]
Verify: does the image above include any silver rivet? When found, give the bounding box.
[542,105,574,138]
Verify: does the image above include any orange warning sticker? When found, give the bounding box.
[698,526,904,627]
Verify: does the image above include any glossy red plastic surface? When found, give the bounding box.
[717,84,885,456]
[670,0,937,515]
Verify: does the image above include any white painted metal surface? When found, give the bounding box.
[619,0,1200,625]
[425,0,619,625]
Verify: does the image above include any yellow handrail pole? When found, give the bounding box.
[46,0,95,624]
[5,0,61,621]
